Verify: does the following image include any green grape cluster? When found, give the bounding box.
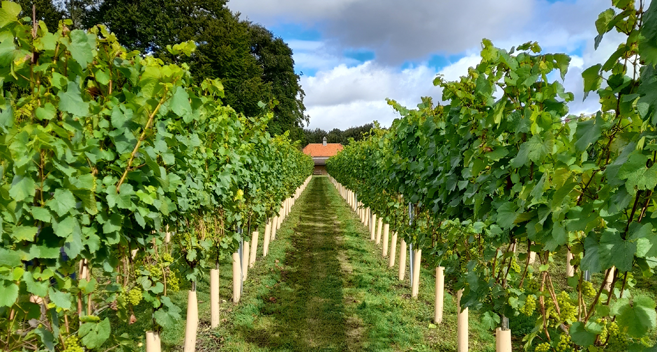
[167,270,181,292]
[511,257,521,273]
[556,291,576,323]
[535,342,552,352]
[62,335,84,352]
[556,334,572,352]
[597,318,608,342]
[581,281,596,297]
[116,287,128,308]
[526,279,540,291]
[606,321,627,350]
[162,253,174,263]
[520,295,537,316]
[148,264,163,281]
[445,249,453,257]
[128,287,143,306]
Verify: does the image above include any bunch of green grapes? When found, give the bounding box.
[117,286,128,309]
[556,334,572,352]
[511,257,521,273]
[535,342,552,352]
[556,291,577,323]
[148,264,163,281]
[445,249,453,257]
[606,321,627,351]
[597,318,608,343]
[167,270,181,292]
[581,281,596,298]
[526,279,540,291]
[61,335,84,352]
[162,252,174,264]
[16,101,35,122]
[128,287,143,306]
[520,295,537,316]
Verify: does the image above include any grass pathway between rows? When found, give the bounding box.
[157,176,498,351]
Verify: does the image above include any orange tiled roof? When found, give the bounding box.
[303,143,344,157]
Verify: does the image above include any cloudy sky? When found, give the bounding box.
[228,0,619,130]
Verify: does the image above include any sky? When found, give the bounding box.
[228,0,622,131]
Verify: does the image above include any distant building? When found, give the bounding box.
[302,137,343,175]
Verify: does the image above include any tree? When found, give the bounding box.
[302,124,374,147]
[13,0,65,31]
[85,0,306,138]
[249,24,307,137]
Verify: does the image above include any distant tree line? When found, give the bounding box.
[303,124,374,147]
[12,0,307,140]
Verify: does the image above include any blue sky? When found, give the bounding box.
[230,0,621,130]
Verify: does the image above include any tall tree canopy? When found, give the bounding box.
[14,0,64,30]
[77,0,306,137]
[303,124,374,147]
[249,24,307,139]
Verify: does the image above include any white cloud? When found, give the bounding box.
[304,62,439,129]
[287,40,361,74]
[230,0,610,64]
[305,57,492,130]
[230,0,632,130]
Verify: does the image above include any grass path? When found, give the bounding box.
[188,176,495,351]
[114,176,657,351]
[114,176,498,350]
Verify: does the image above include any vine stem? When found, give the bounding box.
[539,271,551,341]
[116,93,168,192]
[518,240,532,288]
[623,190,643,240]
[584,267,613,323]
[539,252,562,317]
[638,190,653,222]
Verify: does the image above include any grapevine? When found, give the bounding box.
[327,0,657,349]
[0,4,313,350]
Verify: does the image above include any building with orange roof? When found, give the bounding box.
[302,137,344,175]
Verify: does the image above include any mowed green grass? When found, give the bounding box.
[113,176,500,351]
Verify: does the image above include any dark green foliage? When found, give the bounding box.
[13,0,64,30]
[303,123,374,146]
[249,24,307,137]
[85,0,306,139]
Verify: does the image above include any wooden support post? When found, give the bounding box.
[210,268,220,328]
[146,331,161,352]
[435,266,444,324]
[153,332,161,352]
[232,252,241,303]
[528,251,536,265]
[399,240,407,281]
[566,250,574,277]
[382,223,390,257]
[249,231,259,268]
[263,221,271,257]
[496,327,512,352]
[604,267,616,291]
[271,216,278,241]
[389,231,397,267]
[412,249,422,298]
[242,241,250,281]
[183,290,198,352]
[376,217,383,245]
[457,289,468,352]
